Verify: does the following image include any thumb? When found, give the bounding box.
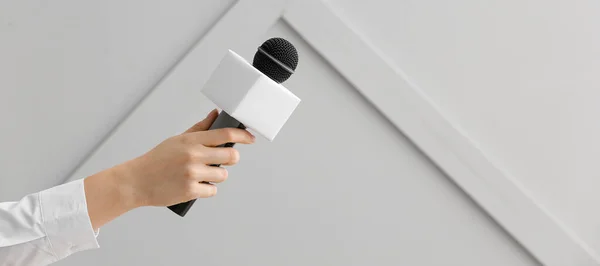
[184,109,219,133]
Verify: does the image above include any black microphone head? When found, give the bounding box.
[253,37,298,83]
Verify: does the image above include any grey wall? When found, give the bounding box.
[54,21,538,266]
[1,1,544,265]
[326,0,600,251]
[0,0,234,200]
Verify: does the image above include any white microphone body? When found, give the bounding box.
[167,48,300,217]
[202,49,301,141]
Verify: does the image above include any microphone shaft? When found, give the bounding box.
[167,111,245,217]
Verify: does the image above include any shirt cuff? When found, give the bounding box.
[39,179,100,260]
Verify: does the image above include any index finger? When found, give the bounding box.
[185,128,255,146]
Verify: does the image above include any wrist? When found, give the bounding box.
[110,159,146,210]
[84,161,143,230]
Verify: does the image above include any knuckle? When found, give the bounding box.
[183,183,197,198]
[228,148,240,164]
[219,168,229,181]
[223,128,236,140]
[183,166,198,180]
[185,146,207,162]
[180,134,193,145]
[182,150,196,164]
[197,184,217,198]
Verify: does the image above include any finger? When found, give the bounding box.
[198,147,240,165]
[190,182,218,198]
[184,109,219,133]
[190,128,255,146]
[193,165,229,183]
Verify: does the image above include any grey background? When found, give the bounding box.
[0,1,550,265]
[56,21,536,265]
[0,0,234,200]
[326,0,600,250]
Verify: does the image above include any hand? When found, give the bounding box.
[84,109,255,229]
[119,109,256,207]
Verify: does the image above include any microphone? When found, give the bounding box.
[167,37,301,217]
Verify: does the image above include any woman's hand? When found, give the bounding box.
[84,109,255,230]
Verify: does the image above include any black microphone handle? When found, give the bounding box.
[167,111,246,217]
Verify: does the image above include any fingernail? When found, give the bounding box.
[207,109,217,117]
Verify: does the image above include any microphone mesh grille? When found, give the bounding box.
[252,37,298,83]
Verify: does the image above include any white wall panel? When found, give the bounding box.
[326,0,600,257]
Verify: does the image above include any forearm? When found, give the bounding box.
[0,109,250,265]
[83,161,140,231]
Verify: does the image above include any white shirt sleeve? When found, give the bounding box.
[0,179,100,266]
